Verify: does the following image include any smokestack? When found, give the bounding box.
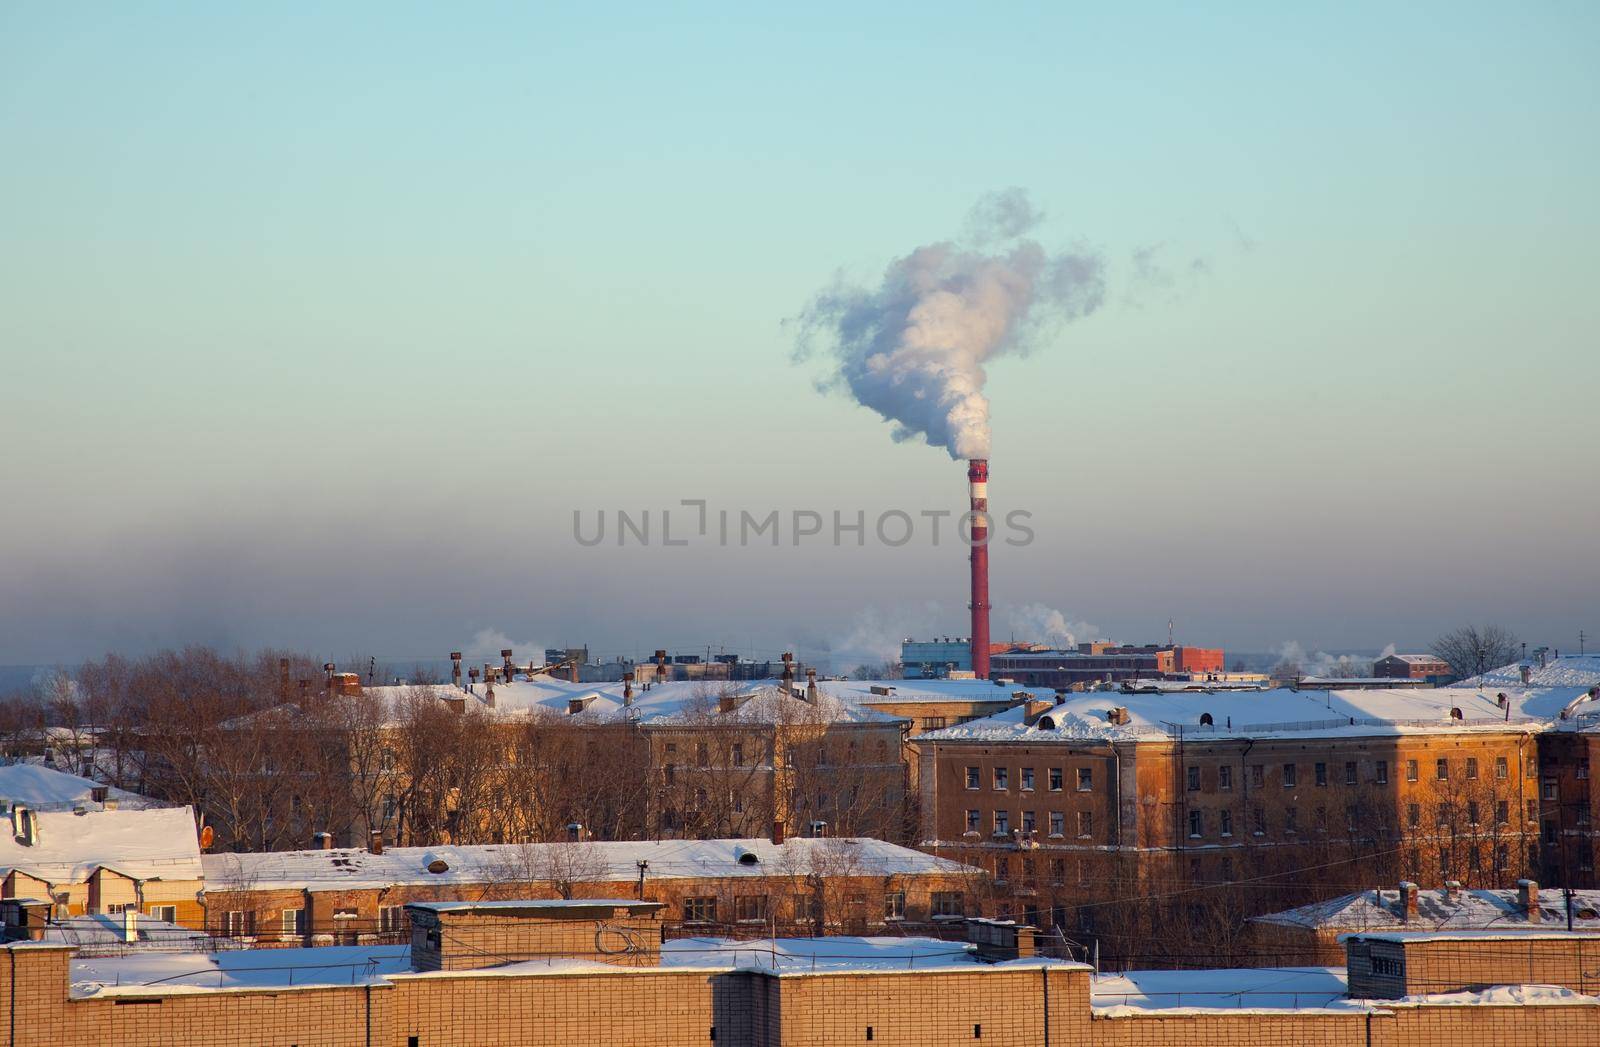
[805,667,818,703]
[450,651,463,688]
[502,648,515,680]
[968,459,991,680]
[781,652,795,689]
[568,660,579,684]
[623,671,634,705]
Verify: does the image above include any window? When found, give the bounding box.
[793,894,812,921]
[1221,857,1234,880]
[1496,801,1509,824]
[1581,759,1591,781]
[1077,860,1090,887]
[965,809,981,833]
[1021,767,1035,791]
[1496,756,1508,779]
[147,905,176,923]
[993,767,1009,791]
[1049,858,1066,885]
[922,717,947,731]
[1543,779,1559,801]
[1187,766,1201,791]
[1076,768,1093,792]
[1466,757,1478,780]
[931,892,964,918]
[380,906,406,933]
[1316,806,1328,831]
[1544,820,1559,845]
[102,903,128,915]
[1468,801,1480,826]
[696,742,708,767]
[1436,758,1449,781]
[1495,844,1509,872]
[1049,811,1064,836]
[993,855,1010,882]
[1436,803,1452,827]
[1077,810,1093,838]
[1252,806,1266,834]
[1249,764,1264,789]
[1021,810,1037,833]
[1376,761,1389,785]
[1315,762,1328,786]
[1527,799,1539,821]
[1344,761,1357,785]
[1285,806,1298,833]
[732,743,744,766]
[994,810,1010,834]
[1406,760,1418,782]
[735,895,767,922]
[965,766,980,789]
[223,911,255,937]
[1039,767,1059,792]
[1527,757,1538,778]
[282,908,305,936]
[1219,809,1232,836]
[683,897,717,923]
[1408,803,1420,828]
[1282,763,1297,787]
[1218,765,1232,791]
[1371,955,1403,978]
[1188,810,1203,838]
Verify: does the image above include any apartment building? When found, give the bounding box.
[915,680,1600,952]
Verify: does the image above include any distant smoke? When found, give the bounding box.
[795,190,1105,460]
[1273,640,1375,679]
[464,628,546,660]
[1004,603,1100,649]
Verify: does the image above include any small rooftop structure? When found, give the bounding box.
[0,763,157,813]
[0,805,202,885]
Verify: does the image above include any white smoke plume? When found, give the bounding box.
[795,189,1105,460]
[1273,640,1376,680]
[463,628,546,661]
[1004,603,1100,649]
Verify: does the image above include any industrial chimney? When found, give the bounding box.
[450,651,463,689]
[968,459,991,680]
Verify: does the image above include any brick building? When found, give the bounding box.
[4,902,1599,1046]
[200,835,980,945]
[914,681,1600,962]
[1374,654,1452,682]
[1249,879,1600,966]
[989,644,1226,688]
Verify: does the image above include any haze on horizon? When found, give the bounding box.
[1,4,1595,669]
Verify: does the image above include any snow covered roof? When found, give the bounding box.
[0,806,201,884]
[40,914,211,951]
[1091,966,1351,1012]
[370,676,901,726]
[0,763,158,812]
[70,944,409,997]
[202,837,975,892]
[1345,928,1600,944]
[1252,888,1600,932]
[407,899,663,918]
[1459,654,1600,690]
[1381,655,1448,666]
[915,684,1597,744]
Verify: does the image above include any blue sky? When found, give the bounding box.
[1,4,1595,667]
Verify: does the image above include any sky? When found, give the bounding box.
[1,3,1596,670]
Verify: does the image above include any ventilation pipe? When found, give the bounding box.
[369,830,384,855]
[450,651,463,688]
[1519,879,1540,921]
[805,668,818,703]
[1398,881,1418,922]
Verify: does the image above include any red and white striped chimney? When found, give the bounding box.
[968,459,991,680]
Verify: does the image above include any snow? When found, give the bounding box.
[661,935,985,972]
[0,805,201,883]
[41,914,211,951]
[1252,887,1600,932]
[1387,984,1600,1007]
[69,944,410,997]
[916,684,1595,744]
[369,676,903,726]
[1091,966,1356,1012]
[0,763,157,812]
[1343,928,1600,944]
[408,898,659,914]
[202,836,974,892]
[1458,654,1600,691]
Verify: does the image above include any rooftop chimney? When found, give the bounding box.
[967,459,991,680]
[451,651,463,688]
[655,649,669,681]
[1519,879,1540,921]
[568,660,580,684]
[805,668,818,703]
[1443,879,1461,903]
[771,819,785,846]
[623,671,634,705]
[1398,881,1418,922]
[502,648,515,681]
[122,909,139,944]
[323,662,336,693]
[369,830,384,855]
[1520,664,1533,685]
[781,652,795,688]
[313,831,333,850]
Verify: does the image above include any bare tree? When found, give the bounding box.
[1432,624,1521,681]
[490,839,609,899]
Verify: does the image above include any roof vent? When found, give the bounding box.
[1449,707,1463,720]
[1105,707,1131,726]
[1035,715,1057,731]
[426,857,449,874]
[733,846,760,866]
[1199,712,1214,726]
